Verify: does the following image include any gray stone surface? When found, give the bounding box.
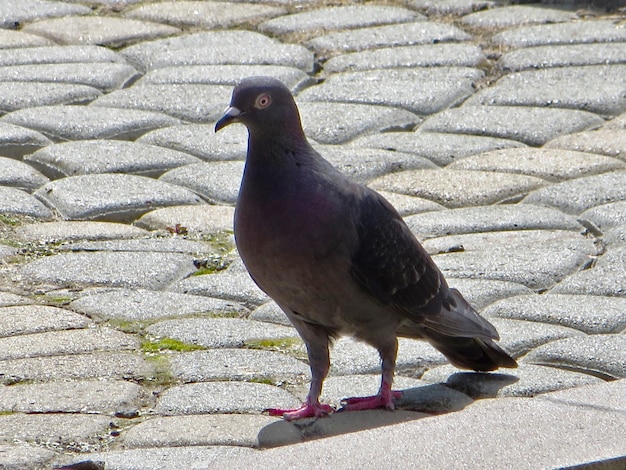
[0,327,138,360]
[26,140,201,179]
[0,82,101,112]
[523,170,626,215]
[483,294,626,334]
[0,29,55,48]
[0,121,52,158]
[0,0,91,28]
[15,220,148,243]
[299,68,482,115]
[375,191,445,216]
[493,19,626,48]
[581,201,626,230]
[526,334,626,379]
[171,269,269,305]
[124,1,285,28]
[0,293,31,307]
[407,0,495,15]
[419,105,604,146]
[121,31,314,72]
[259,5,419,35]
[155,381,300,415]
[324,44,485,73]
[134,204,235,234]
[444,278,533,311]
[0,304,90,337]
[2,105,180,141]
[351,131,525,167]
[34,173,202,221]
[546,128,626,160]
[405,204,582,239]
[59,237,212,254]
[169,349,308,383]
[146,317,296,349]
[499,42,626,72]
[447,147,625,182]
[306,21,469,53]
[461,4,578,28]
[0,156,49,192]
[22,16,180,48]
[120,414,282,448]
[466,65,626,116]
[21,251,196,290]
[0,45,127,67]
[369,169,545,208]
[0,186,53,218]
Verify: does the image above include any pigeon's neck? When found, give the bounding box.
[246,127,314,169]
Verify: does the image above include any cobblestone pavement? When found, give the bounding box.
[0,0,625,468]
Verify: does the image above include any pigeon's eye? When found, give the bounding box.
[255,93,272,109]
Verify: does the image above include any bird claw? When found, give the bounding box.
[266,402,334,421]
[340,390,403,412]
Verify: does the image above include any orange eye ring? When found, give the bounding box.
[255,93,272,109]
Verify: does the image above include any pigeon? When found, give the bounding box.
[215,76,517,421]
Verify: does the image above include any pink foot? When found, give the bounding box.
[340,390,403,412]
[266,402,334,421]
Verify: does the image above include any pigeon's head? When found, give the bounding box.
[215,76,303,138]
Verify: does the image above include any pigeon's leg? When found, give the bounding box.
[341,338,402,411]
[267,319,334,421]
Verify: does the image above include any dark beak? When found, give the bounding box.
[215,106,241,132]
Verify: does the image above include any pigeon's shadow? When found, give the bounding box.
[442,371,520,399]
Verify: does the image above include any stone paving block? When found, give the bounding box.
[138,64,312,91]
[299,101,421,145]
[407,0,496,15]
[124,1,286,28]
[461,4,578,28]
[120,414,282,449]
[135,204,235,234]
[445,278,533,311]
[526,334,626,379]
[92,84,233,123]
[305,21,470,54]
[483,293,626,334]
[324,44,485,73]
[0,0,91,28]
[0,63,139,92]
[146,317,296,349]
[546,128,626,161]
[22,251,196,290]
[15,220,148,243]
[419,105,604,146]
[405,204,582,239]
[551,245,626,297]
[70,288,247,322]
[159,162,244,205]
[425,230,597,289]
[0,121,52,158]
[34,173,202,221]
[0,379,142,414]
[210,381,626,469]
[26,140,200,179]
[0,304,91,338]
[1,105,180,141]
[0,82,101,112]
[169,349,308,383]
[492,19,626,48]
[351,131,525,167]
[446,147,625,182]
[499,42,626,72]
[248,301,291,326]
[0,444,56,469]
[522,170,626,215]
[369,169,545,208]
[155,381,300,415]
[465,65,626,116]
[22,16,180,48]
[581,201,626,230]
[259,5,419,35]
[316,145,435,183]
[604,111,626,130]
[0,245,17,262]
[0,352,153,384]
[58,445,256,470]
[62,237,214,254]
[171,269,269,305]
[0,292,31,307]
[0,327,138,361]
[422,363,602,398]
[138,123,247,162]
[375,191,445,216]
[0,156,49,192]
[605,225,626,246]
[121,31,314,73]
[0,186,52,218]
[0,29,55,48]
[0,45,127,67]
[299,68,482,115]
[0,413,112,448]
